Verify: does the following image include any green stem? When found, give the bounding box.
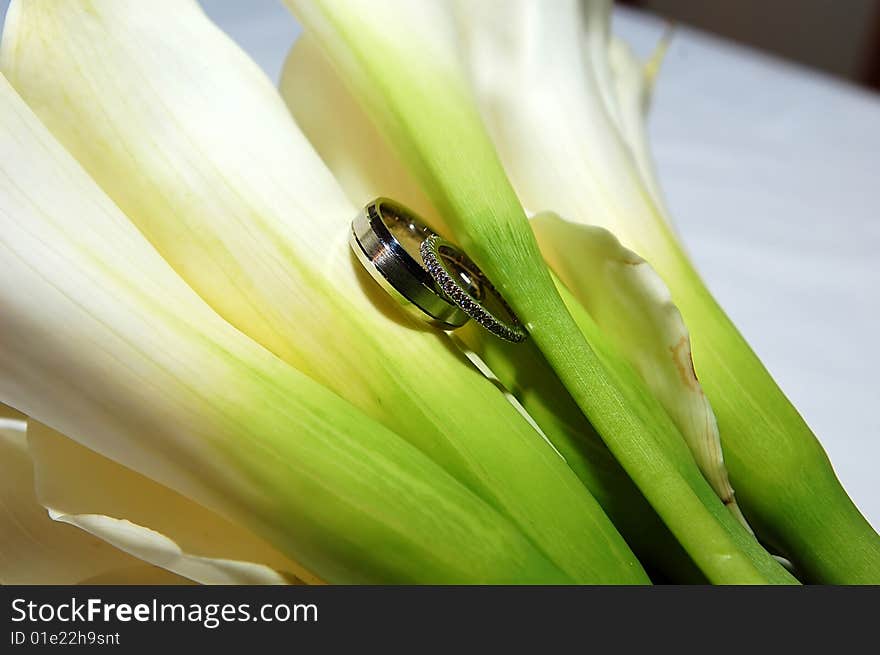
[285,0,797,583]
[664,247,880,583]
[445,185,795,585]
[461,325,706,582]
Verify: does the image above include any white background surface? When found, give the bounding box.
[2,1,877,529]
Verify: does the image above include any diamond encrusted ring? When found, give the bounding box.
[350,198,525,342]
[420,235,526,343]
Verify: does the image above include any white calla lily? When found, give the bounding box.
[280,33,706,578]
[278,0,878,584]
[3,0,871,585]
[0,74,568,584]
[28,422,306,585]
[283,0,793,582]
[281,32,746,529]
[531,213,748,530]
[454,0,880,582]
[1,0,645,583]
[1,416,140,584]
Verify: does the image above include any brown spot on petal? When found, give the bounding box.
[670,335,702,393]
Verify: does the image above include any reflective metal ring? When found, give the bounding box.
[350,198,469,329]
[420,235,526,343]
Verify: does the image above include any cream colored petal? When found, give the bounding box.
[0,417,139,584]
[280,35,443,232]
[532,212,749,529]
[28,422,309,584]
[581,0,622,131]
[454,0,674,264]
[0,75,558,585]
[607,35,674,229]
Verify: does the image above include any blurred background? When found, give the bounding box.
[621,0,880,89]
[1,1,880,89]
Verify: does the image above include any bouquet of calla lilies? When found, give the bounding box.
[1,0,877,585]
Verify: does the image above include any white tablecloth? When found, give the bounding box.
[4,0,877,529]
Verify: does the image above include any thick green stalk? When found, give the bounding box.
[446,0,880,583]
[590,162,879,582]
[461,324,706,582]
[454,169,793,584]
[663,244,880,583]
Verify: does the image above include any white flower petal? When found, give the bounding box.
[532,213,749,529]
[28,422,308,584]
[1,0,646,584]
[280,35,443,231]
[0,417,139,584]
[607,35,675,229]
[455,0,673,262]
[0,74,555,584]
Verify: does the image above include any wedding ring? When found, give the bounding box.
[420,235,527,343]
[350,198,469,329]
[351,198,527,343]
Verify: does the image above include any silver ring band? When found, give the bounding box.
[420,235,527,343]
[350,198,469,329]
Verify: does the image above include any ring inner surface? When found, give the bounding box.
[380,202,433,264]
[436,244,485,301]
